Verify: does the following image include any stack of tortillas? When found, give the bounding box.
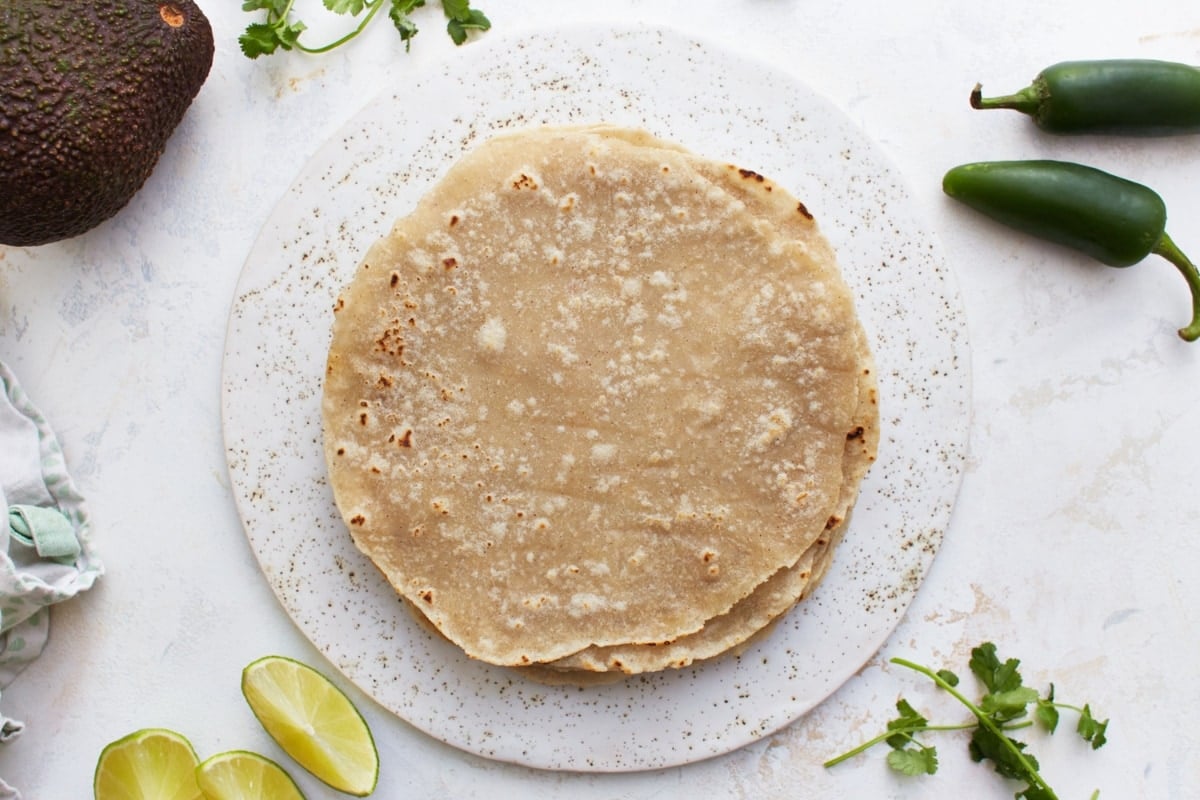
[321,125,878,683]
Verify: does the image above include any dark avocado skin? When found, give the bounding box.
[0,0,214,246]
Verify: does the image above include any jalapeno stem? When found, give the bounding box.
[1153,233,1200,341]
[969,83,1040,116]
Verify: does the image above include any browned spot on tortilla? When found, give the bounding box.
[512,173,539,190]
[796,201,813,219]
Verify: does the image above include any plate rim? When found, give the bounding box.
[220,21,972,772]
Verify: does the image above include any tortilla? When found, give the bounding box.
[526,128,878,674]
[531,129,879,675]
[542,358,874,675]
[322,126,875,669]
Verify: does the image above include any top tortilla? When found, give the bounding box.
[322,126,870,666]
[530,127,879,675]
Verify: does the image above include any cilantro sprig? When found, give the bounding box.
[826,643,1109,800]
[240,0,490,59]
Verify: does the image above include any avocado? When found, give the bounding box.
[0,0,214,246]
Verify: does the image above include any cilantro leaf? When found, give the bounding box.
[1035,684,1060,733]
[968,726,1039,781]
[324,0,367,15]
[980,686,1040,721]
[241,0,487,58]
[239,19,306,58]
[936,669,960,687]
[239,23,282,58]
[887,746,938,776]
[969,642,1024,694]
[890,697,927,728]
[827,645,1110,800]
[1035,699,1060,733]
[446,6,490,46]
[389,0,423,43]
[885,698,929,748]
[968,642,1002,684]
[242,0,289,14]
[276,19,307,48]
[1016,784,1058,800]
[1077,705,1109,749]
[441,0,472,21]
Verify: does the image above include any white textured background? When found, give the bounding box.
[2,1,1198,797]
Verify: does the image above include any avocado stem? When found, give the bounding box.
[1153,232,1200,341]
[969,83,1041,116]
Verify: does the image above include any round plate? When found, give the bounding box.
[221,23,970,772]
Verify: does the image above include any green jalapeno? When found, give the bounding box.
[970,59,1200,135]
[942,160,1200,341]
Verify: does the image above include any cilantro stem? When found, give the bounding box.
[296,0,387,54]
[823,723,975,768]
[824,718,1033,768]
[242,0,489,59]
[1049,701,1087,714]
[891,658,1059,800]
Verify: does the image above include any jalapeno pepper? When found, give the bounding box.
[970,59,1200,135]
[942,160,1200,341]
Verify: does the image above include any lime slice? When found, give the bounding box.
[195,751,305,800]
[240,655,378,796]
[93,728,202,800]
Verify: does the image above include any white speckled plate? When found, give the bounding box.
[221,23,970,772]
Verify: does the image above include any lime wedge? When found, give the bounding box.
[195,751,305,800]
[240,655,378,796]
[93,728,202,800]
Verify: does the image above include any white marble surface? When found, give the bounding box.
[1,1,1198,797]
